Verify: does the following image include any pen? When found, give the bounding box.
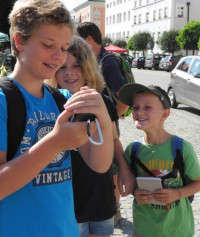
[166,203,170,212]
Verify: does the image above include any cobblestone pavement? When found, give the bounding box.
[112,109,200,237]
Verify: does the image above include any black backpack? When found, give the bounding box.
[130,136,194,203]
[0,77,67,161]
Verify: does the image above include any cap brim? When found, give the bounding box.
[118,83,152,107]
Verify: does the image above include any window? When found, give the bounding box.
[153,10,156,20]
[146,12,149,22]
[113,15,115,24]
[164,7,168,18]
[123,12,126,21]
[134,1,137,8]
[134,15,137,24]
[128,11,131,21]
[178,58,193,72]
[189,58,200,76]
[139,14,141,23]
[117,13,122,23]
[157,32,161,41]
[158,9,162,19]
[109,16,111,24]
[176,4,185,18]
[139,0,142,6]
[106,17,108,25]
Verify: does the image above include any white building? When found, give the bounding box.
[105,0,200,55]
[105,0,133,41]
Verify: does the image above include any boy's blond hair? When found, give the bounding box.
[9,0,74,56]
[46,35,105,92]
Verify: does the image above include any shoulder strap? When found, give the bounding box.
[0,77,26,161]
[172,135,186,184]
[44,84,67,113]
[130,139,156,177]
[0,79,67,161]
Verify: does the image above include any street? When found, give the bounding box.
[112,68,200,237]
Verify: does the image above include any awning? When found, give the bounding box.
[105,45,127,53]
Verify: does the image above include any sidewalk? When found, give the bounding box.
[112,110,200,237]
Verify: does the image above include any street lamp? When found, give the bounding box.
[186,2,190,55]
[186,2,190,22]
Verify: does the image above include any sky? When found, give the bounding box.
[60,0,86,11]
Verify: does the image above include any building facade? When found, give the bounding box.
[105,0,133,41]
[70,0,105,37]
[105,0,200,54]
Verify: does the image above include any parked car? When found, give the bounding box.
[145,53,167,70]
[167,55,200,110]
[132,56,145,69]
[120,53,134,65]
[159,55,182,72]
[159,57,166,70]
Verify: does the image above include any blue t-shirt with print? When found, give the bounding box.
[0,80,80,237]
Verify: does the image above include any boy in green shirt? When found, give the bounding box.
[118,83,200,237]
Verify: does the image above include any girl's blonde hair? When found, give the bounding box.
[47,35,105,92]
[9,0,74,56]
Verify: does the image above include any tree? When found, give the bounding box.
[132,32,154,55]
[113,39,127,49]
[158,30,180,55]
[126,36,134,51]
[102,37,112,47]
[176,21,200,55]
[198,37,200,49]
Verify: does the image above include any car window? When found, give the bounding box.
[146,55,152,60]
[154,55,160,59]
[177,58,193,72]
[189,58,200,76]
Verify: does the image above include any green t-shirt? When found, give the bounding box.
[125,136,200,237]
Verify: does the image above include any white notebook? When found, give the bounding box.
[136,177,164,205]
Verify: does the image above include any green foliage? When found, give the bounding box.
[132,32,154,55]
[158,30,180,55]
[113,39,127,49]
[127,36,134,51]
[102,37,112,47]
[176,21,200,53]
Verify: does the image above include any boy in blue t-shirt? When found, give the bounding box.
[0,1,113,236]
[118,83,200,237]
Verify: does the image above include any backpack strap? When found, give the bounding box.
[44,84,66,113]
[0,78,67,161]
[0,77,26,161]
[130,139,156,177]
[172,136,186,185]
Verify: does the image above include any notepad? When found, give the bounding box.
[136,177,164,205]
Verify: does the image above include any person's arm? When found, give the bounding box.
[0,109,90,200]
[64,87,114,173]
[112,122,135,196]
[0,88,113,199]
[153,177,200,204]
[115,91,129,117]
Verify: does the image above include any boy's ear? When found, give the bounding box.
[162,109,170,120]
[13,32,24,52]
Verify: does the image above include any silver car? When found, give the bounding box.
[167,55,200,110]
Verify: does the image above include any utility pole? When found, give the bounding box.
[186,2,190,55]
